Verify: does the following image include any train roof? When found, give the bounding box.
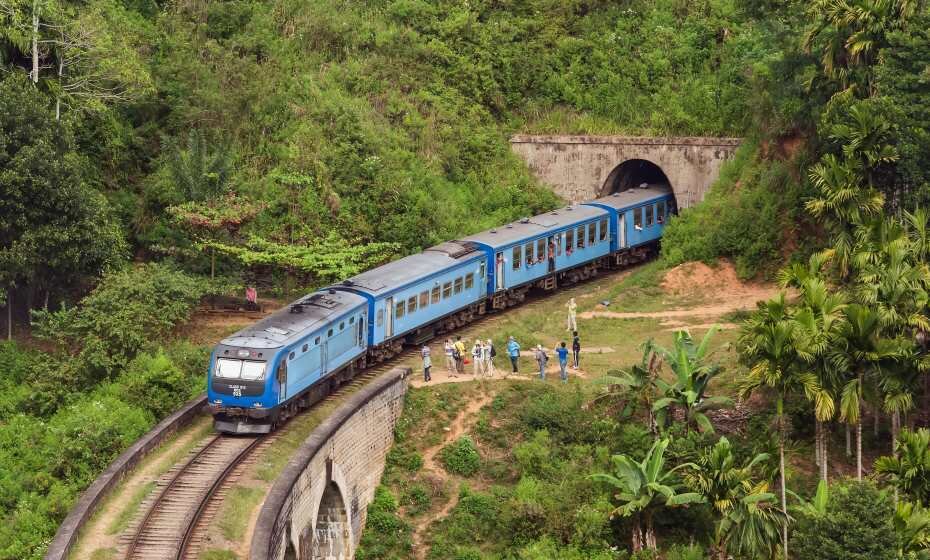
[461,205,608,248]
[336,241,481,297]
[583,184,674,210]
[220,290,367,349]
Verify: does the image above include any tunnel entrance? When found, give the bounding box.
[599,159,671,197]
[309,482,350,560]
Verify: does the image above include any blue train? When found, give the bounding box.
[208,185,675,433]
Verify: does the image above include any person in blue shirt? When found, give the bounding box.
[556,341,570,383]
[506,336,521,375]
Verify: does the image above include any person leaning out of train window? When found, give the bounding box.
[507,336,521,374]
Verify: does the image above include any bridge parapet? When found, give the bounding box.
[251,368,410,560]
[510,134,742,208]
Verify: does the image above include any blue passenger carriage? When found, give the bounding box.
[583,184,675,263]
[208,289,368,433]
[334,241,487,360]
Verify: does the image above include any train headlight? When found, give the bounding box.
[237,349,251,358]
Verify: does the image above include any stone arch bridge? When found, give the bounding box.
[511,135,742,208]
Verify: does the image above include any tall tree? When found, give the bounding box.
[875,428,930,504]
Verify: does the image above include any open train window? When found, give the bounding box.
[512,246,521,269]
[634,208,643,230]
[576,226,585,248]
[588,223,596,244]
[599,218,608,241]
[566,229,574,251]
[465,273,474,289]
[556,234,562,256]
[524,242,534,266]
[407,296,417,314]
[453,277,463,294]
[395,300,405,319]
[443,282,452,299]
[431,285,441,304]
[536,238,546,261]
[419,291,429,308]
[657,200,667,223]
[645,204,654,227]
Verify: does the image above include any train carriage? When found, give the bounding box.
[583,184,675,258]
[207,289,368,433]
[334,241,487,359]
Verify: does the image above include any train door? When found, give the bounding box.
[619,213,627,248]
[321,339,328,377]
[357,314,365,347]
[547,236,555,273]
[384,297,395,338]
[276,358,288,403]
[494,252,505,291]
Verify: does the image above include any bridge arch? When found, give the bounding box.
[309,481,350,559]
[599,159,672,198]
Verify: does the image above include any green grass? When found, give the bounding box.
[88,548,116,560]
[199,550,238,560]
[217,486,266,541]
[106,481,155,536]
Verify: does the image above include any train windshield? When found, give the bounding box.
[215,358,266,380]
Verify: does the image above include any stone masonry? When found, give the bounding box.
[252,370,409,560]
[510,135,741,208]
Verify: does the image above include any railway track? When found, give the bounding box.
[117,261,643,559]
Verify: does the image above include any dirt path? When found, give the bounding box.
[411,391,495,559]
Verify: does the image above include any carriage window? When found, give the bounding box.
[454,277,464,294]
[657,200,667,223]
[443,282,452,299]
[525,242,534,265]
[479,262,486,278]
[315,336,321,345]
[537,239,546,261]
[376,309,383,326]
[349,316,355,324]
[327,328,334,337]
[556,234,563,256]
[465,273,474,289]
[419,291,429,308]
[431,285,441,304]
[645,204,654,227]
[634,208,643,230]
[289,351,295,360]
[302,344,308,352]
[512,246,521,270]
[566,229,574,251]
[339,321,345,331]
[395,300,405,319]
[588,223,596,244]
[599,218,608,240]
[407,296,417,314]
[577,226,586,248]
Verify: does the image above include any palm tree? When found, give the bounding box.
[589,438,703,552]
[876,428,930,505]
[740,295,829,559]
[892,501,930,559]
[651,328,732,434]
[597,340,662,437]
[839,303,908,480]
[685,437,786,560]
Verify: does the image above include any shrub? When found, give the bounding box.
[117,351,200,417]
[440,436,481,477]
[793,481,896,560]
[399,484,431,515]
[513,430,552,476]
[664,544,707,560]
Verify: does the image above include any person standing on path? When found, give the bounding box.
[566,297,577,331]
[471,339,483,378]
[572,331,581,369]
[506,336,520,375]
[483,338,496,377]
[535,345,548,380]
[454,336,467,376]
[556,341,569,383]
[444,339,455,375]
[421,344,432,382]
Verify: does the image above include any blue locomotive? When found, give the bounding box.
[208,185,675,433]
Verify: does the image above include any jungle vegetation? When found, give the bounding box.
[2,0,930,558]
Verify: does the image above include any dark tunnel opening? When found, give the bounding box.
[600,159,672,198]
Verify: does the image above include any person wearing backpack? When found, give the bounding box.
[535,344,548,380]
[484,338,496,377]
[506,336,521,375]
[453,336,466,375]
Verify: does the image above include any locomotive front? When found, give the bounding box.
[208,343,279,434]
